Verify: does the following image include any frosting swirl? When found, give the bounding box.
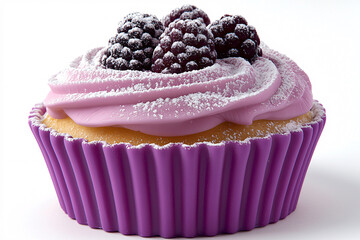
[44,45,313,136]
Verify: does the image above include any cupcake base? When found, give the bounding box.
[29,102,326,238]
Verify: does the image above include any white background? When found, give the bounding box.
[1,0,360,239]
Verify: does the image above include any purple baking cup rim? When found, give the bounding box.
[28,101,325,149]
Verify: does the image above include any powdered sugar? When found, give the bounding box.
[44,44,313,136]
[29,101,325,149]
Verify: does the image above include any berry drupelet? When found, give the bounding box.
[208,14,262,62]
[151,19,217,74]
[163,5,211,28]
[102,13,164,71]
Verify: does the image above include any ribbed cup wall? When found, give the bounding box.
[29,105,325,238]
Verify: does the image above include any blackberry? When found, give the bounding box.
[151,19,217,74]
[163,5,210,28]
[102,13,164,71]
[208,14,262,62]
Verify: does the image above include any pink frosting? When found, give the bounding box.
[44,45,313,136]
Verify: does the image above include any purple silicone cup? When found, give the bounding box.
[29,103,326,238]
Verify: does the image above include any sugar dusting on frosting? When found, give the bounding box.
[43,44,313,136]
[30,101,325,149]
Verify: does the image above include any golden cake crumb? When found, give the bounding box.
[42,111,313,146]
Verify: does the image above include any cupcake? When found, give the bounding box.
[29,5,326,238]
